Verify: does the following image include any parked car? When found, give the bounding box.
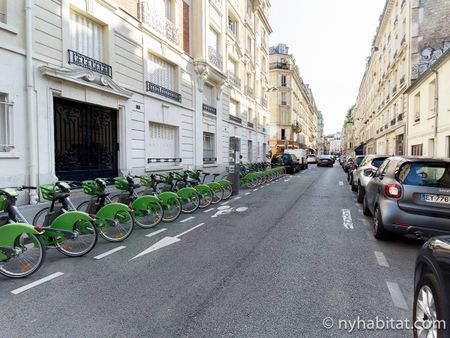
[348,155,365,185]
[343,157,354,173]
[363,157,450,240]
[413,236,450,337]
[352,155,389,202]
[271,153,301,174]
[317,155,334,167]
[307,154,317,164]
[339,155,346,166]
[285,149,308,169]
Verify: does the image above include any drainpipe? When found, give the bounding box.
[433,69,439,158]
[25,0,38,204]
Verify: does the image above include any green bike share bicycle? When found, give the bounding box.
[0,186,46,278]
[32,182,98,257]
[183,170,233,203]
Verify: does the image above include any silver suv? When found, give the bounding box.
[351,155,388,203]
[363,157,450,240]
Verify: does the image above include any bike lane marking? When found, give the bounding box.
[180,216,195,223]
[204,208,215,213]
[339,181,344,186]
[145,228,167,238]
[386,281,408,310]
[245,192,251,196]
[374,251,389,267]
[94,246,127,260]
[342,209,354,229]
[11,272,64,295]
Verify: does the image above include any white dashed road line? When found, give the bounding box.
[386,281,409,310]
[176,222,206,238]
[204,208,215,213]
[342,209,354,229]
[11,272,64,295]
[180,216,195,223]
[145,228,167,238]
[374,251,390,267]
[94,246,127,260]
[339,181,344,186]
[245,192,251,196]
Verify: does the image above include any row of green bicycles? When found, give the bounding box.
[0,167,286,279]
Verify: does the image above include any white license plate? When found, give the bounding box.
[421,194,450,205]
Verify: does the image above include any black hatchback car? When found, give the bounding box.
[414,236,450,337]
[271,153,300,174]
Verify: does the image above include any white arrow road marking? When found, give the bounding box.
[145,228,167,238]
[180,216,195,223]
[11,272,64,295]
[204,208,215,213]
[386,281,408,310]
[342,209,354,229]
[130,223,206,261]
[374,251,389,267]
[212,207,234,218]
[217,205,231,210]
[94,246,126,260]
[339,181,344,186]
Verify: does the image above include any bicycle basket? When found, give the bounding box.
[82,180,99,195]
[40,184,57,201]
[114,177,129,191]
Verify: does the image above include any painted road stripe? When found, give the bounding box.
[180,216,195,223]
[11,272,64,295]
[94,246,127,260]
[204,208,215,213]
[176,223,205,238]
[339,181,344,186]
[145,228,167,238]
[342,209,354,229]
[253,189,259,192]
[233,196,241,201]
[221,201,230,205]
[374,251,390,267]
[245,192,251,196]
[386,281,409,310]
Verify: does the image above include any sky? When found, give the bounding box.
[269,0,386,135]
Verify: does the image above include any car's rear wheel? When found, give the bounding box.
[373,206,389,240]
[413,273,445,338]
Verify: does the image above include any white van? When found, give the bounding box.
[285,149,308,169]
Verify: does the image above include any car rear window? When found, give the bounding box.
[372,158,387,168]
[398,162,450,188]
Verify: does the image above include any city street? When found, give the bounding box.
[0,165,423,337]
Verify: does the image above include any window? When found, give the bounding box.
[429,80,436,114]
[377,159,390,177]
[414,92,421,122]
[208,27,219,51]
[428,138,435,157]
[150,0,172,20]
[248,108,254,123]
[281,92,287,105]
[148,54,176,90]
[246,35,252,54]
[70,11,104,61]
[398,162,450,188]
[0,93,13,152]
[281,75,287,87]
[248,140,253,162]
[0,0,6,23]
[227,57,237,74]
[229,99,239,117]
[228,16,237,36]
[411,144,423,156]
[203,132,215,163]
[203,84,214,106]
[149,122,178,165]
[281,129,286,140]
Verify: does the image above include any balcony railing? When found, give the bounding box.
[140,1,180,45]
[202,103,217,115]
[227,71,241,89]
[245,86,254,97]
[208,46,223,69]
[269,62,290,70]
[68,50,112,77]
[229,114,242,124]
[146,81,182,102]
[247,121,254,128]
[261,97,268,108]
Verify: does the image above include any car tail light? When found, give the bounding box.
[384,184,402,199]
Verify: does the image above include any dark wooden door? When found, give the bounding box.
[54,98,118,181]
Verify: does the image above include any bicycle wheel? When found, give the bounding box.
[162,197,182,222]
[109,194,121,203]
[198,189,213,208]
[180,192,200,214]
[0,234,46,279]
[134,201,163,229]
[32,207,50,227]
[76,201,90,213]
[99,210,134,242]
[211,188,223,204]
[55,220,98,257]
[221,183,233,200]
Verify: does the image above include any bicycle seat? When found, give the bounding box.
[52,192,70,199]
[212,173,220,177]
[203,173,210,176]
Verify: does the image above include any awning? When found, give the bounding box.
[355,144,364,155]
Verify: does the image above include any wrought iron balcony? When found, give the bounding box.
[202,103,217,115]
[67,50,112,77]
[261,97,268,108]
[140,1,180,45]
[208,46,223,69]
[203,157,217,164]
[227,71,241,89]
[229,114,242,124]
[146,81,182,103]
[247,121,254,128]
[245,86,254,97]
[269,62,290,70]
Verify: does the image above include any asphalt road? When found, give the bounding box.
[0,165,424,337]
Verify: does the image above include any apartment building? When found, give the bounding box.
[352,0,450,156]
[268,43,319,154]
[0,0,272,203]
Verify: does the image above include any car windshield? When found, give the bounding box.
[307,155,315,158]
[372,158,387,168]
[355,157,364,166]
[398,162,450,188]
